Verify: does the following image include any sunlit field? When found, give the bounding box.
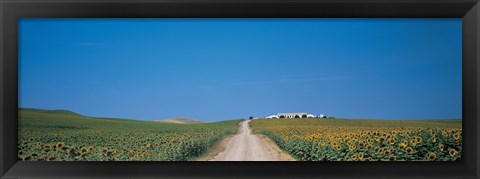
[250,118,462,161]
[18,108,240,161]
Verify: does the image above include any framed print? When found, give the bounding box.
[1,0,479,178]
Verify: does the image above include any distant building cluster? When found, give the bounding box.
[265,112,326,119]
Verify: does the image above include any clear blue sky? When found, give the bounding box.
[19,18,462,121]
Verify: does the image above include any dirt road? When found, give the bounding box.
[209,120,295,161]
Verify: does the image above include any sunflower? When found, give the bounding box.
[349,145,356,151]
[388,138,396,145]
[87,146,94,152]
[384,149,391,155]
[411,140,418,147]
[351,154,358,161]
[453,133,460,141]
[146,143,151,148]
[56,142,65,149]
[320,141,325,146]
[431,136,437,143]
[415,136,422,144]
[449,149,457,157]
[439,144,445,152]
[400,139,408,148]
[47,151,53,157]
[442,131,448,137]
[378,147,384,154]
[80,147,87,153]
[366,144,372,150]
[336,145,342,151]
[406,147,413,154]
[428,152,436,160]
[358,152,364,160]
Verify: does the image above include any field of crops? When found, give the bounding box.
[250,118,462,161]
[18,108,240,161]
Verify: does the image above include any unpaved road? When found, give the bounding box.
[209,120,295,161]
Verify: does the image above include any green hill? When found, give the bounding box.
[155,118,206,124]
[18,108,229,129]
[43,109,83,116]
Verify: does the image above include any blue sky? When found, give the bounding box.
[19,18,462,121]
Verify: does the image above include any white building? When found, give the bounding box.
[265,112,326,119]
[277,113,307,118]
[265,115,279,119]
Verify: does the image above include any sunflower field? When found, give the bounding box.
[251,118,462,161]
[18,108,240,161]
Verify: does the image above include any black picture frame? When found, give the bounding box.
[1,0,479,178]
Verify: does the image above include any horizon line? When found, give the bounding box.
[18,107,462,122]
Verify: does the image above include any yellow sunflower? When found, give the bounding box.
[378,147,384,154]
[428,152,436,161]
[449,149,457,157]
[87,146,94,152]
[453,133,461,141]
[384,149,391,155]
[55,142,65,149]
[349,145,356,151]
[366,144,372,150]
[388,138,396,145]
[358,152,364,160]
[439,144,445,152]
[406,147,413,154]
[411,140,418,147]
[351,154,358,161]
[415,136,422,144]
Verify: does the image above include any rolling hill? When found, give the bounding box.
[154,118,206,124]
[18,108,222,129]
